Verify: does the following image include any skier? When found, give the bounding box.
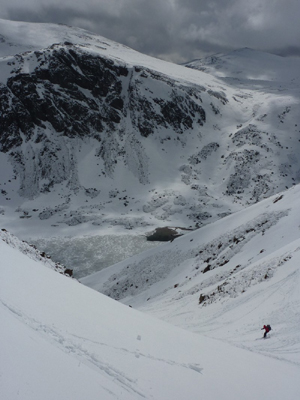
[261,324,271,338]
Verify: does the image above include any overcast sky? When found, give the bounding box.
[0,0,299,63]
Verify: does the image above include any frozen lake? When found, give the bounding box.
[30,234,161,278]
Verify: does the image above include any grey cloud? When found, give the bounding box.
[1,0,300,62]
[273,46,300,58]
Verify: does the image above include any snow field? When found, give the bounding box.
[1,234,300,399]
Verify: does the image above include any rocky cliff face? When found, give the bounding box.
[0,43,206,198]
[0,25,300,235]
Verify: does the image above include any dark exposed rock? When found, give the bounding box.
[64,268,73,277]
[0,43,207,198]
[0,85,34,152]
[146,227,182,242]
[199,293,209,304]
[202,265,211,273]
[207,89,228,105]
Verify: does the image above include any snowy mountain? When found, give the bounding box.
[1,19,300,399]
[81,184,300,368]
[185,47,300,85]
[1,223,300,399]
[1,19,300,248]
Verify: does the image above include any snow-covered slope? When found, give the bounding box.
[0,228,71,276]
[1,20,300,248]
[81,183,300,367]
[185,48,300,86]
[1,229,300,399]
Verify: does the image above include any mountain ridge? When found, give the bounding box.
[0,19,299,271]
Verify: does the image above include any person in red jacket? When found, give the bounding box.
[261,324,271,338]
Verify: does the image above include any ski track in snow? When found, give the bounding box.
[0,299,145,397]
[0,296,203,398]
